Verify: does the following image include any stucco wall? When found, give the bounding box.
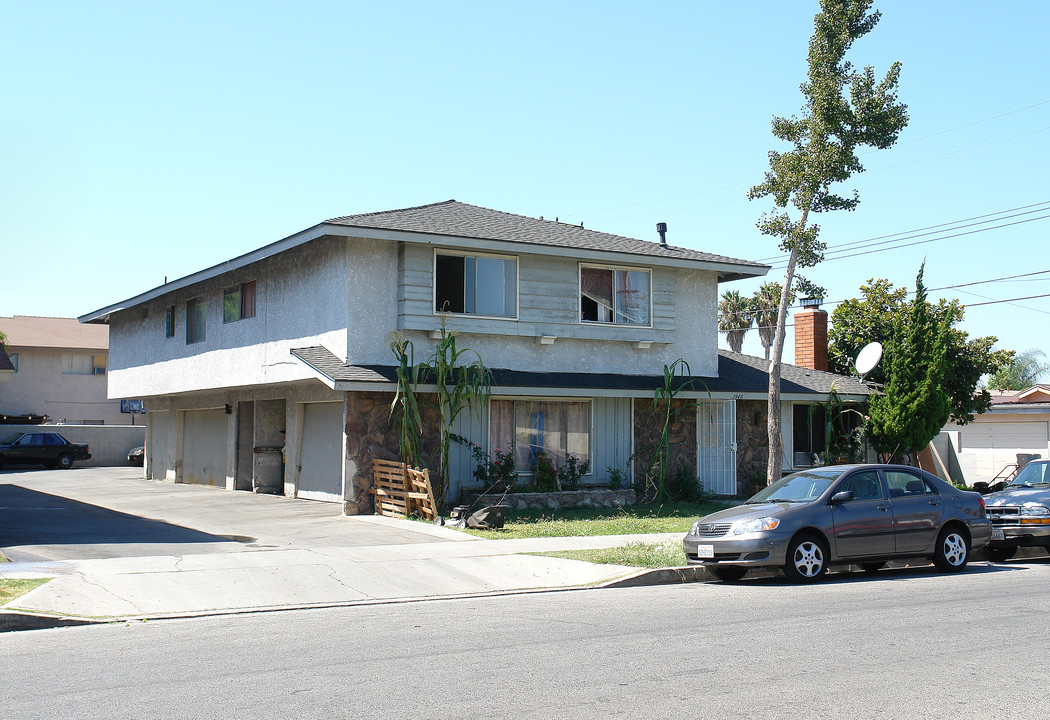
[106,237,352,398]
[0,348,123,424]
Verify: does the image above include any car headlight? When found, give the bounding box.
[690,520,704,535]
[1021,505,1050,516]
[730,517,781,535]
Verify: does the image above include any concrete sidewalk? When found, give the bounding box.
[1,525,688,622]
[1,468,697,627]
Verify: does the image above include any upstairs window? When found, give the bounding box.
[186,297,206,344]
[7,353,17,372]
[63,354,106,375]
[223,281,257,323]
[164,306,175,338]
[434,252,517,318]
[580,265,651,326]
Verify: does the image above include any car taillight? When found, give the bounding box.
[979,496,986,510]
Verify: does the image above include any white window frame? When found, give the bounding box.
[487,396,593,476]
[432,249,519,321]
[62,353,105,375]
[578,263,653,328]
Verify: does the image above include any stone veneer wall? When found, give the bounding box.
[632,398,698,486]
[343,390,443,515]
[736,399,769,496]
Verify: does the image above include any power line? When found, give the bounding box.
[755,200,1050,263]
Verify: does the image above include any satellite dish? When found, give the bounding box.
[855,342,883,379]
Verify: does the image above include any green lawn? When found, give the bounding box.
[536,542,688,569]
[459,500,730,539]
[0,579,48,605]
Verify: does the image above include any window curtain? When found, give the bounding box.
[490,399,590,472]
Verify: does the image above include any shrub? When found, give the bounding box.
[532,451,558,491]
[560,454,590,490]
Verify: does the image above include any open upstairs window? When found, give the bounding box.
[434,252,517,318]
[223,281,257,323]
[580,265,651,326]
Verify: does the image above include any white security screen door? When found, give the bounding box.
[697,400,737,496]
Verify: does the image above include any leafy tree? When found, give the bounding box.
[986,348,1050,391]
[828,276,1011,423]
[748,0,908,483]
[718,290,753,353]
[867,267,951,460]
[753,282,793,360]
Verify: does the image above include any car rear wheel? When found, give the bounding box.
[784,533,828,582]
[933,527,969,572]
[56,453,74,470]
[709,566,748,582]
[983,546,1016,563]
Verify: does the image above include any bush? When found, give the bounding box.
[560,453,590,490]
[532,451,558,491]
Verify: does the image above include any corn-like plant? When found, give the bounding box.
[387,331,424,468]
[643,359,705,503]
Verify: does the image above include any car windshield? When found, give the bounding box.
[1008,462,1050,487]
[747,469,846,503]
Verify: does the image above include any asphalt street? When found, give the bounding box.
[3,558,1044,719]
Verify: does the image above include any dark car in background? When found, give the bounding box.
[683,464,991,582]
[0,432,91,469]
[982,459,1050,561]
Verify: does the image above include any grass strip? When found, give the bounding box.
[534,542,687,569]
[0,579,49,604]
[459,500,729,539]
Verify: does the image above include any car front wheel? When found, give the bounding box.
[56,453,74,470]
[784,533,828,582]
[933,527,969,572]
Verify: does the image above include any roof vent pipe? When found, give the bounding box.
[657,222,668,247]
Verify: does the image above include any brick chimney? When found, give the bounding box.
[794,298,828,372]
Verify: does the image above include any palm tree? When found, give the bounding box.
[987,348,1050,391]
[718,290,753,353]
[752,282,788,360]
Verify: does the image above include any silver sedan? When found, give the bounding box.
[683,464,992,582]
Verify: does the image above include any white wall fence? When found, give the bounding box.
[1,424,146,467]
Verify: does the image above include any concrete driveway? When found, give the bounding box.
[0,468,677,624]
[0,466,463,562]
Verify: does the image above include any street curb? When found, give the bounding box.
[0,612,99,633]
[599,565,707,588]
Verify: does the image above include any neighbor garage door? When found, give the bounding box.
[148,411,171,481]
[181,409,228,487]
[297,402,343,503]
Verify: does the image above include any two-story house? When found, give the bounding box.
[79,200,869,513]
[0,316,122,425]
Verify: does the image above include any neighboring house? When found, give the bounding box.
[935,385,1050,485]
[79,200,869,512]
[0,316,124,425]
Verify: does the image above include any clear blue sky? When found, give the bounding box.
[3,1,1047,367]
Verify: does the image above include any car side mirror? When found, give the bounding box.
[830,490,854,504]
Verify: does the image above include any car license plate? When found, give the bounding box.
[991,528,1005,541]
[696,544,715,559]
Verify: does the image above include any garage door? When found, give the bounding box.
[148,411,171,481]
[182,409,228,487]
[960,421,1048,450]
[298,402,343,503]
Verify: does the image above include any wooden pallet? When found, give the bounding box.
[370,459,437,521]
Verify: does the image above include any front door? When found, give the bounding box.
[830,469,896,558]
[696,400,736,496]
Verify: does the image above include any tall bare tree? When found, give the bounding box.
[718,290,753,354]
[748,0,908,483]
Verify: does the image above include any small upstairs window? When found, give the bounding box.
[223,281,257,323]
[164,306,175,338]
[434,252,516,318]
[186,297,206,344]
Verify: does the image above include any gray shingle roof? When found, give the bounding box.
[327,200,767,274]
[290,346,871,398]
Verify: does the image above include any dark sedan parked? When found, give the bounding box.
[683,464,991,582]
[0,432,91,469]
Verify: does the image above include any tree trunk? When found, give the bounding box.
[766,208,810,484]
